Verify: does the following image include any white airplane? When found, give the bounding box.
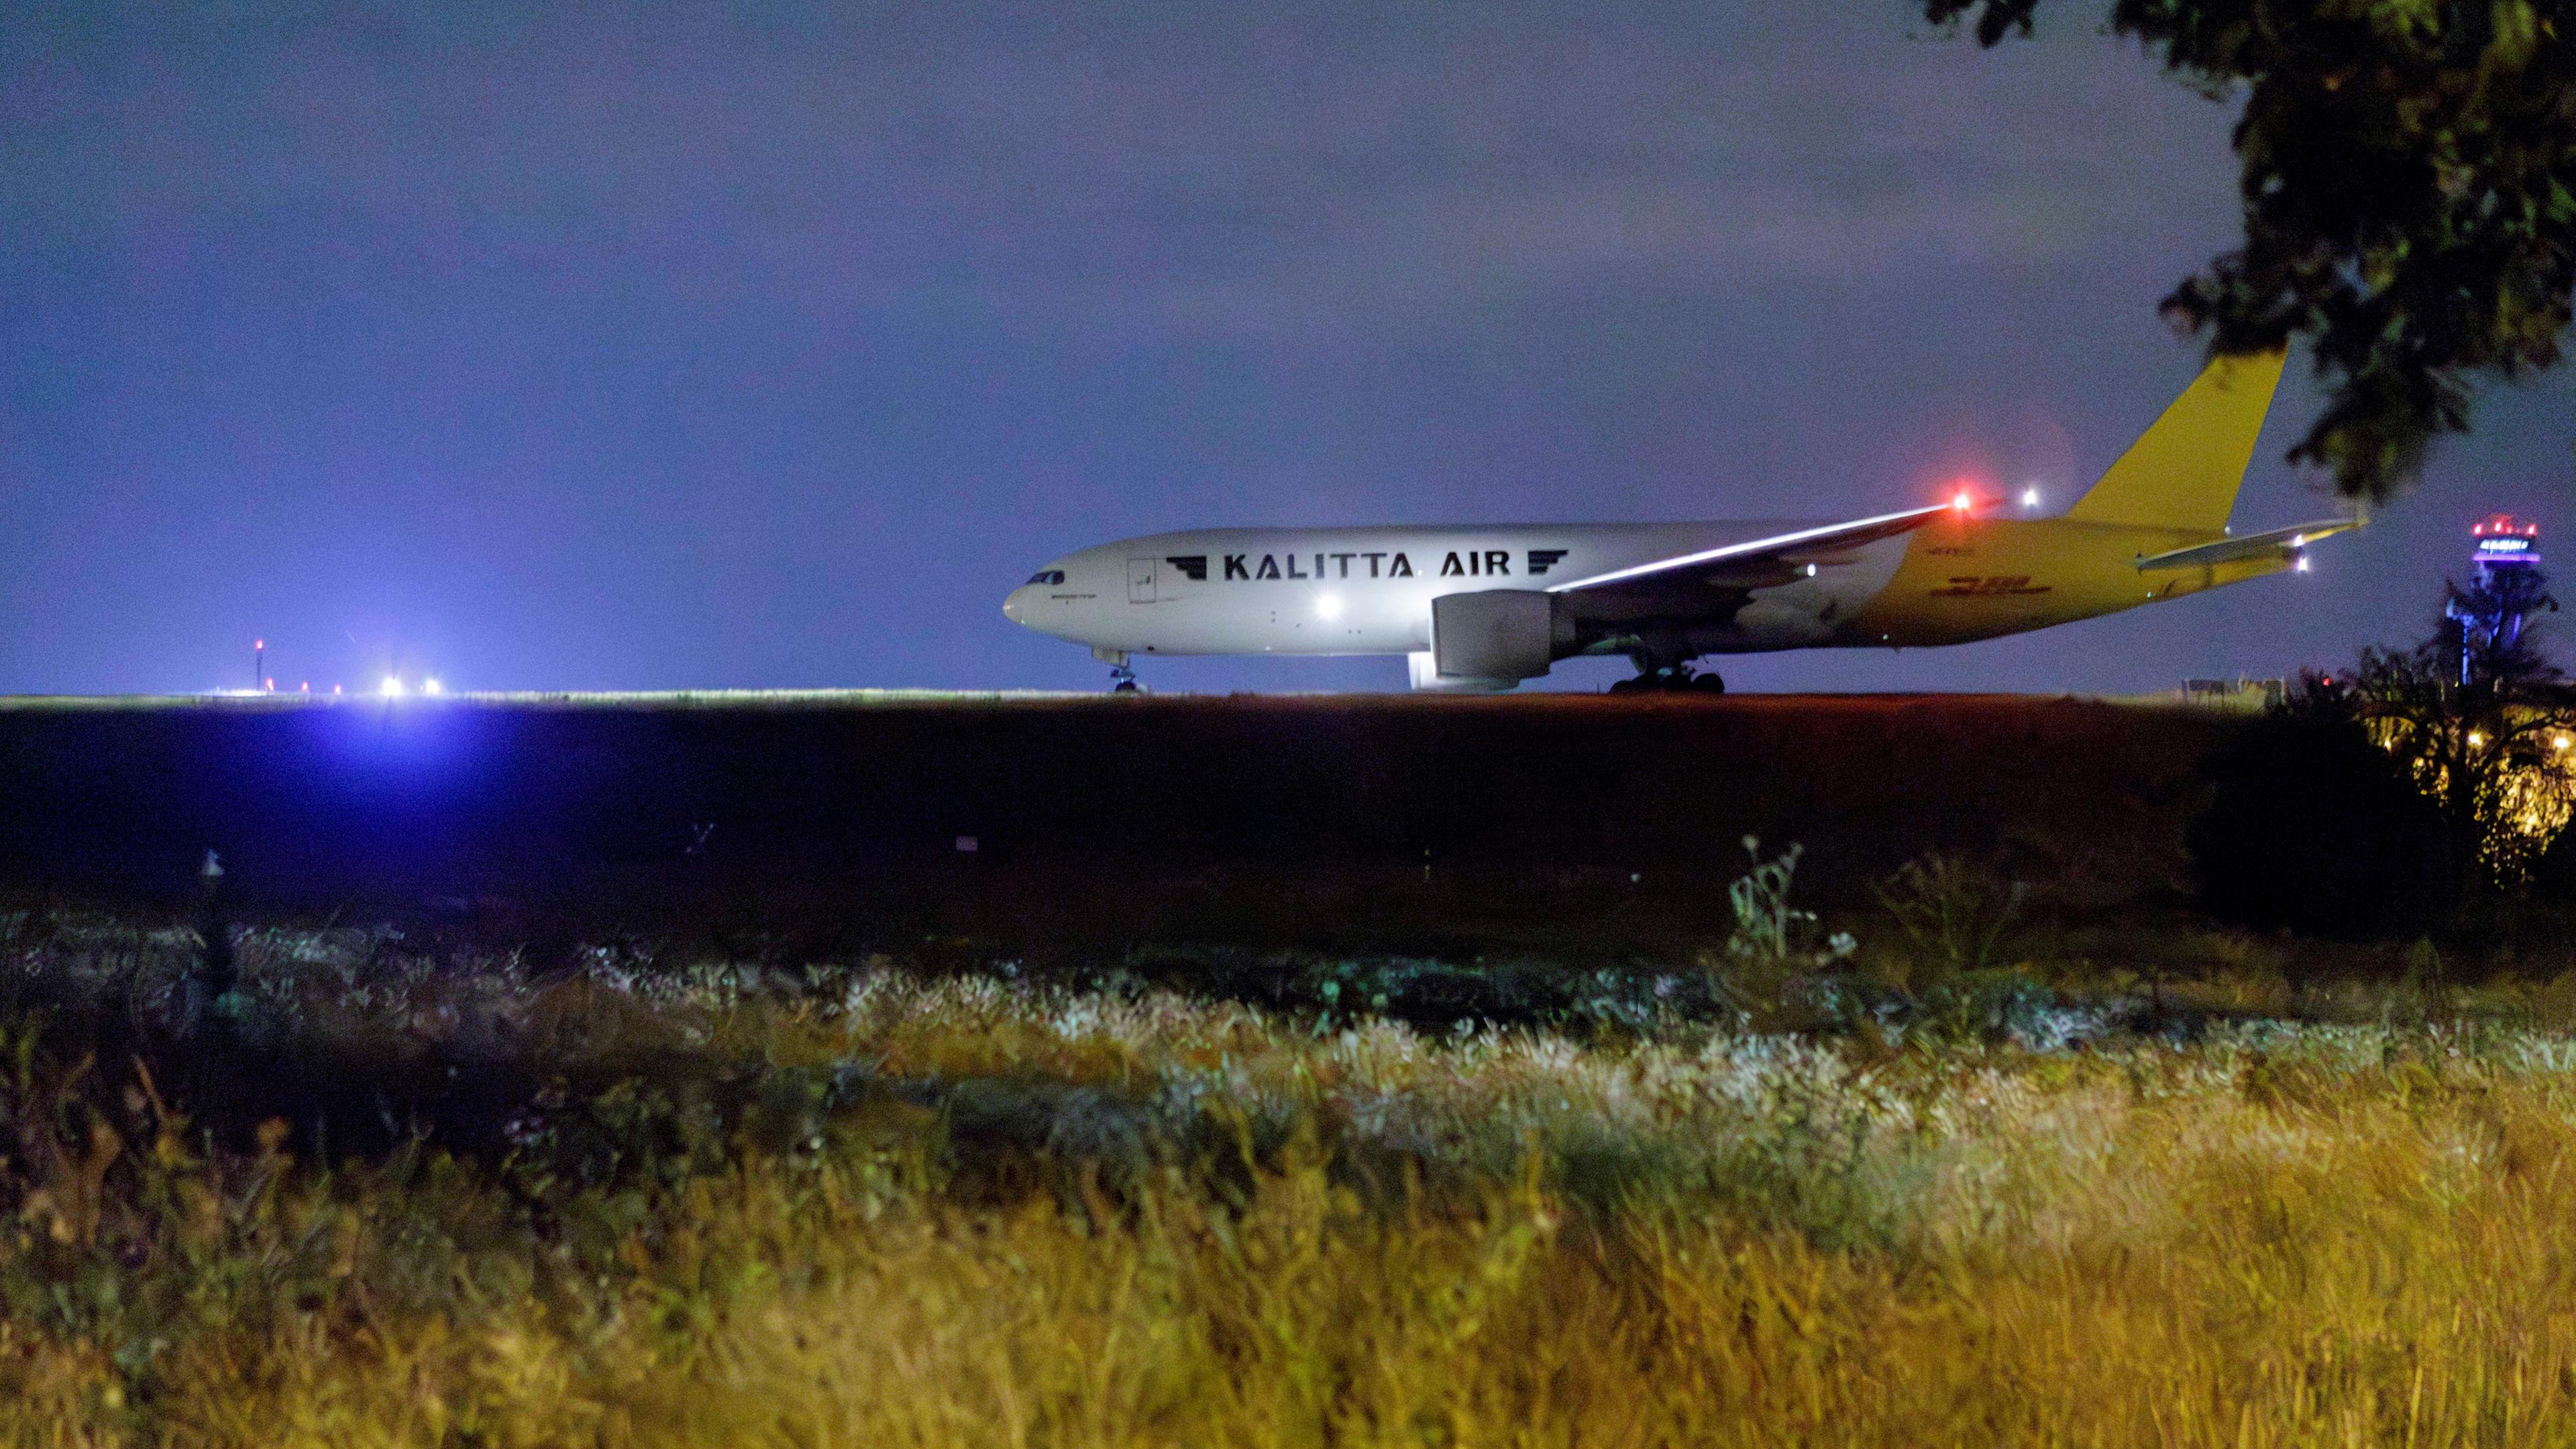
[1003,352,2361,692]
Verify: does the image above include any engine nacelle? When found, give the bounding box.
[1415,590,1568,692]
[1407,652,1519,693]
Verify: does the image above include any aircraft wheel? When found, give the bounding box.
[1690,672,1727,694]
[1608,676,1646,695]
[1112,680,1140,694]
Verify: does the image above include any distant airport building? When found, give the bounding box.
[2180,676,2286,708]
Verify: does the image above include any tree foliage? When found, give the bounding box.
[2193,561,2576,933]
[1925,0,2575,500]
[2322,637,2572,888]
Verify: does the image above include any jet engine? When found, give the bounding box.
[1413,590,1570,692]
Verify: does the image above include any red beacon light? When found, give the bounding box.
[1941,474,1994,515]
[2474,514,2542,564]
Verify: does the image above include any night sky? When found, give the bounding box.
[6,3,2569,697]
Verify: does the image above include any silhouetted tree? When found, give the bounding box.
[1922,0,2576,502]
[2194,559,2576,932]
[2333,640,2575,893]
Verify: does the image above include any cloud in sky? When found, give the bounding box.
[3,5,2224,315]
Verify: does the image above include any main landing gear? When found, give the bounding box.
[1608,664,1725,695]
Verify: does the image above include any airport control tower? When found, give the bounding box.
[2447,515,2554,685]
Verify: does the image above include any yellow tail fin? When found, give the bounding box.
[2065,350,2286,532]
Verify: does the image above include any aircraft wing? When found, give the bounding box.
[2134,517,2365,572]
[1544,502,1960,596]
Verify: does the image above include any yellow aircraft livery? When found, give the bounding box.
[1004,351,2362,692]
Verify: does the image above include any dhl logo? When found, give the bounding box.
[1931,576,2052,597]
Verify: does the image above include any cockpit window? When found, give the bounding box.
[1026,569,1067,586]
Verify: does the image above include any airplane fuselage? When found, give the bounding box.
[1002,513,2281,663]
[1000,353,2346,690]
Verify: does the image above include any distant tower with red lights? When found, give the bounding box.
[2447,515,2555,685]
[2472,514,2542,570]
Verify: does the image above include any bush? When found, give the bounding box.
[1703,839,1860,1028]
[1876,853,2026,989]
[2189,700,2455,938]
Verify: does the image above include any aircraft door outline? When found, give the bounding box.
[1127,557,1158,604]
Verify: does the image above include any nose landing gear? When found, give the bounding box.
[1095,647,1141,694]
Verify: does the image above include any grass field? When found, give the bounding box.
[9,916,2576,1446]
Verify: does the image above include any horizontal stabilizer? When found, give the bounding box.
[2135,517,2365,572]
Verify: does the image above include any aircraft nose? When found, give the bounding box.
[1002,584,1032,625]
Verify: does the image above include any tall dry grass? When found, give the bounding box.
[6,925,2576,1445]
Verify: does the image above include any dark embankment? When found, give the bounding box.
[0,692,2236,956]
